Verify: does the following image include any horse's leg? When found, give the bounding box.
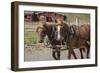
[68,49,77,59]
[71,49,77,59]
[68,49,71,59]
[52,49,58,60]
[52,48,60,60]
[85,43,90,58]
[87,47,90,58]
[56,48,60,60]
[79,48,84,59]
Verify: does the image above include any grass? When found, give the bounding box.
[24,31,39,45]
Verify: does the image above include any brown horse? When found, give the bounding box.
[55,21,90,59]
[66,24,90,59]
[67,27,90,59]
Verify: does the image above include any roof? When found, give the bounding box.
[24,11,34,14]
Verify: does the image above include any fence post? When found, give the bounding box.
[75,17,79,25]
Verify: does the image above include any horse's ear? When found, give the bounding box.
[36,27,39,32]
[55,20,57,23]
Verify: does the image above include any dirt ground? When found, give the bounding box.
[24,44,88,61]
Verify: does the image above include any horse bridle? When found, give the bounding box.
[50,24,67,48]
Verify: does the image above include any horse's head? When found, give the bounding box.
[36,15,47,43]
[53,19,66,42]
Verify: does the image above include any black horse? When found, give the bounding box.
[36,23,69,60]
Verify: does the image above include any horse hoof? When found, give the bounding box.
[87,56,90,59]
[56,57,60,60]
[68,57,71,59]
[81,57,84,59]
[54,58,60,60]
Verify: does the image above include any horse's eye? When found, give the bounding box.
[60,25,63,28]
[61,25,62,26]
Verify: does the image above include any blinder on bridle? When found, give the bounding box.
[37,25,46,33]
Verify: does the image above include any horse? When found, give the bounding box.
[36,22,68,60]
[54,19,90,59]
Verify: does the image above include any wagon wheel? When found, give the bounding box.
[43,37,51,48]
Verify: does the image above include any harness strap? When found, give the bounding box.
[67,25,78,45]
[69,25,76,39]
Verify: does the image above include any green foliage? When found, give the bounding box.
[24,31,39,45]
[64,13,90,23]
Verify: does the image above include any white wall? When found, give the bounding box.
[0,0,99,73]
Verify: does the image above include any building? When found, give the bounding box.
[24,11,67,22]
